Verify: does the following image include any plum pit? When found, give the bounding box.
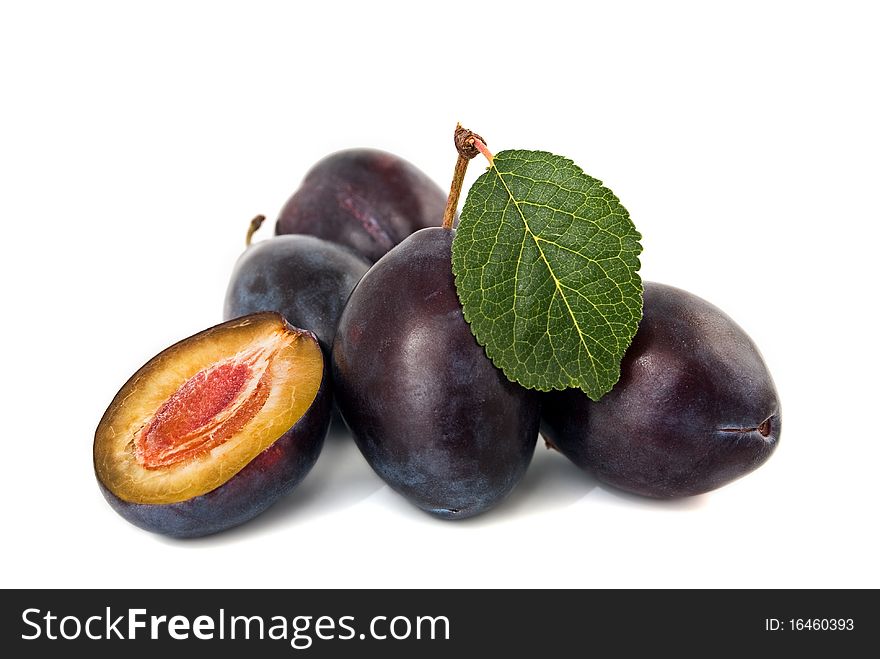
[136,346,276,469]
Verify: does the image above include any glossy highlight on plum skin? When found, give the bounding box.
[94,313,331,538]
[542,282,781,498]
[332,228,540,518]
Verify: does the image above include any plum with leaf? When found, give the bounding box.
[331,127,648,518]
[449,126,778,499]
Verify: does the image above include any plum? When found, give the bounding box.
[542,282,781,498]
[94,313,330,537]
[224,229,369,354]
[276,149,448,263]
[332,228,539,518]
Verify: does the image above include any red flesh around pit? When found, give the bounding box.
[136,349,273,469]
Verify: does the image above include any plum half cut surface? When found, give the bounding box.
[94,312,330,538]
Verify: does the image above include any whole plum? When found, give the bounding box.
[332,228,539,518]
[276,149,448,263]
[542,282,780,498]
[224,231,369,354]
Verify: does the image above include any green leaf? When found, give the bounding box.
[451,149,643,399]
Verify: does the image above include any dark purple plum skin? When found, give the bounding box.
[224,235,369,354]
[542,282,781,498]
[332,228,539,519]
[98,360,331,539]
[275,149,448,263]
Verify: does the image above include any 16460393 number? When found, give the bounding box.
[790,619,854,631]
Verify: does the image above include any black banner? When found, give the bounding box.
[1,589,871,656]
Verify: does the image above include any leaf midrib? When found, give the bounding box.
[490,165,600,384]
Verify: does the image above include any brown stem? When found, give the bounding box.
[441,123,488,230]
[442,155,468,230]
[245,214,266,246]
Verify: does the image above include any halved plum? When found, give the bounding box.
[94,312,330,538]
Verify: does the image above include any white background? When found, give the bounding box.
[2,1,878,589]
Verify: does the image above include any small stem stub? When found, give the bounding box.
[541,433,559,451]
[245,215,266,246]
[442,124,488,230]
